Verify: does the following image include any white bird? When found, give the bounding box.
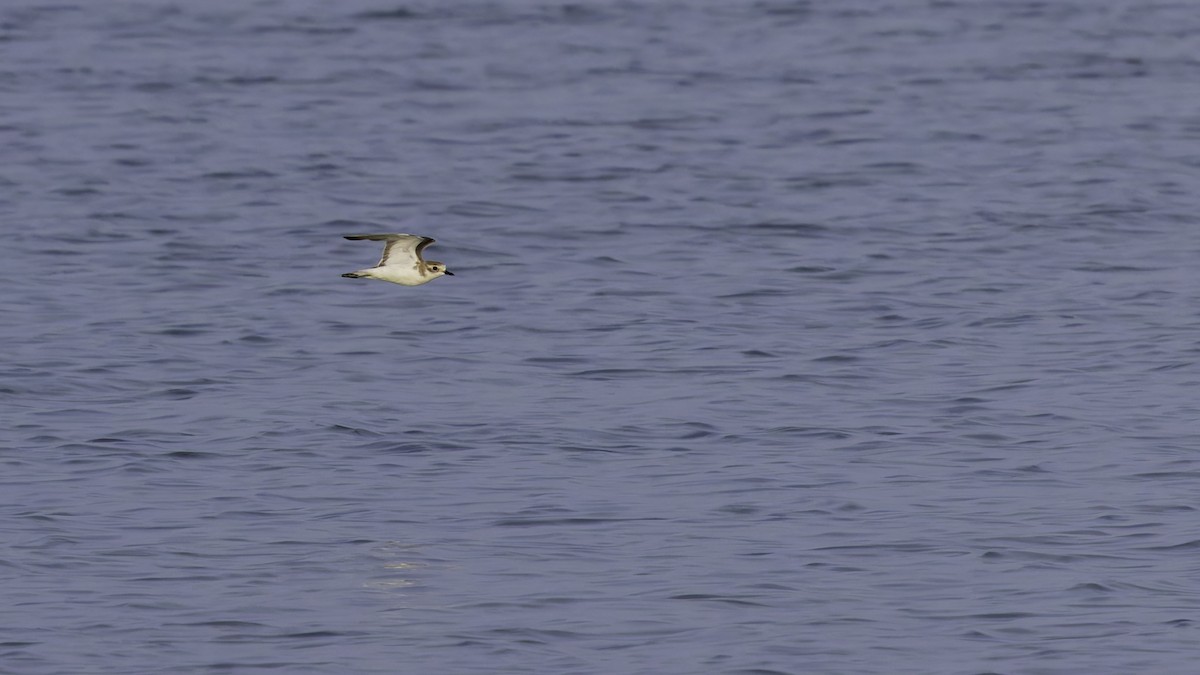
[341,233,454,286]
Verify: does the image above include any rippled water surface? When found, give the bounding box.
[4,1,1200,673]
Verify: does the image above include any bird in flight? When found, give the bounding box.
[341,233,454,286]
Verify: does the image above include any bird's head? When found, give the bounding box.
[426,261,453,278]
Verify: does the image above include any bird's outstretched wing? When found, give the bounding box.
[344,233,435,268]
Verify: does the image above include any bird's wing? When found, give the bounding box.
[413,236,436,261]
[345,233,434,267]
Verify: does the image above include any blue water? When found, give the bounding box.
[4,1,1200,673]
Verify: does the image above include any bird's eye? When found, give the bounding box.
[431,266,439,271]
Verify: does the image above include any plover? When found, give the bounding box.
[341,233,454,286]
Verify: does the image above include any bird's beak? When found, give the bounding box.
[444,270,454,276]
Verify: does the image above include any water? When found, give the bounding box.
[3,1,1200,673]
